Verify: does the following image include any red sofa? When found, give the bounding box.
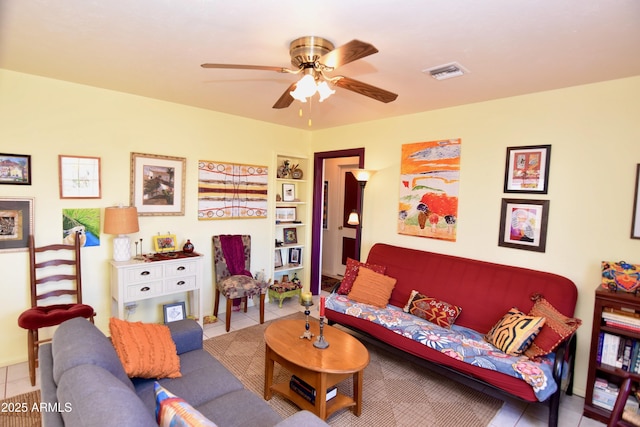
[326,243,579,427]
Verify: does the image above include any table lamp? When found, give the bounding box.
[104,205,139,261]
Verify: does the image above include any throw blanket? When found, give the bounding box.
[219,235,252,277]
[326,293,557,401]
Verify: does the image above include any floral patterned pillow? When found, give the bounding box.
[336,257,386,295]
[403,290,462,328]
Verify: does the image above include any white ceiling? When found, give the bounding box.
[1,0,639,130]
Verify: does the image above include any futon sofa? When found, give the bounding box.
[326,243,579,427]
[39,317,328,427]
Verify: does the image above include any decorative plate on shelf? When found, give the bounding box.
[291,168,303,179]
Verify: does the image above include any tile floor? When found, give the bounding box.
[1,293,606,427]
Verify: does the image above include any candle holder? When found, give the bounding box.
[313,316,330,349]
[300,300,314,340]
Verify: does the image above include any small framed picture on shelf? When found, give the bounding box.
[283,227,297,244]
[274,249,283,268]
[289,247,302,265]
[153,234,177,252]
[163,302,186,323]
[282,183,295,201]
[275,207,296,222]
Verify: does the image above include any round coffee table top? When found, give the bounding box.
[264,319,369,374]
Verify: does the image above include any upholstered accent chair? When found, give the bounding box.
[212,235,267,332]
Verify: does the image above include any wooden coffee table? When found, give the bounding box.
[264,319,370,420]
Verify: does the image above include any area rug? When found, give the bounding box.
[321,275,341,292]
[0,389,41,427]
[203,312,504,426]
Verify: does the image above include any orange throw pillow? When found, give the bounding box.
[347,267,397,308]
[109,317,181,379]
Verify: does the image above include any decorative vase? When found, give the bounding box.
[183,239,194,253]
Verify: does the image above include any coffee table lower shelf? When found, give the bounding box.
[270,382,355,419]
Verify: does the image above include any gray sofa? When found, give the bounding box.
[39,317,329,427]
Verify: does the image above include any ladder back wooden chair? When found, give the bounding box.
[17,233,95,386]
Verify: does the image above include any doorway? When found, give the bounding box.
[310,148,365,294]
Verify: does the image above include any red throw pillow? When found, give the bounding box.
[524,295,582,359]
[337,257,386,295]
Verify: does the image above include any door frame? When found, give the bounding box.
[310,148,365,294]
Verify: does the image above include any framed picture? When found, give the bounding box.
[498,198,550,252]
[153,234,177,252]
[0,153,31,185]
[130,152,186,216]
[59,155,101,199]
[289,247,301,265]
[504,145,551,194]
[274,249,283,268]
[163,302,186,323]
[282,183,295,202]
[275,207,296,222]
[0,197,34,252]
[283,227,297,244]
[632,164,640,239]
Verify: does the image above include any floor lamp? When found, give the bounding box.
[348,169,376,261]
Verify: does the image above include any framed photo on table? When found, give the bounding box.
[498,198,550,252]
[0,197,34,253]
[163,302,186,323]
[503,145,551,194]
[153,234,177,252]
[130,152,186,216]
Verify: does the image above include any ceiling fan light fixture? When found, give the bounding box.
[290,74,317,102]
[317,81,335,102]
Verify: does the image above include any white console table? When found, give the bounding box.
[110,254,203,326]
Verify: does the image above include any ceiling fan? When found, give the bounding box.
[201,36,398,109]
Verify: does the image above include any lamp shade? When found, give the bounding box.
[351,169,376,182]
[104,206,139,235]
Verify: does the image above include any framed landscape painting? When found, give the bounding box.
[0,153,31,185]
[131,152,186,216]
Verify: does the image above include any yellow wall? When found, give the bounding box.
[2,68,639,397]
[313,76,640,396]
[0,69,311,365]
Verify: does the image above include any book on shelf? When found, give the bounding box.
[603,308,640,326]
[289,375,337,404]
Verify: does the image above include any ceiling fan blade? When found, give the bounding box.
[272,82,297,109]
[201,63,291,73]
[333,76,398,103]
[319,40,378,69]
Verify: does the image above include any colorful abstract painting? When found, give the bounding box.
[198,161,268,220]
[398,139,461,241]
[62,208,100,247]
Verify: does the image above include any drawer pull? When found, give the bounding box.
[177,281,186,286]
[177,266,186,271]
[140,286,151,292]
[140,271,151,276]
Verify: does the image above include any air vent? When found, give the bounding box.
[423,62,468,80]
